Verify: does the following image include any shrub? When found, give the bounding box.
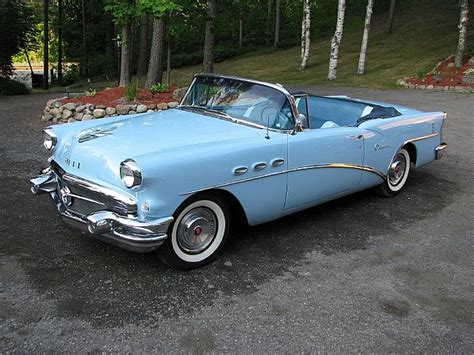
[125,80,139,102]
[416,67,426,80]
[62,65,80,86]
[0,77,30,95]
[150,83,168,97]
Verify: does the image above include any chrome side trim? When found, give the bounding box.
[404,132,439,145]
[435,142,447,160]
[62,173,137,207]
[180,163,386,196]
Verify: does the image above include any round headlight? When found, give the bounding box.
[43,128,57,151]
[120,160,142,188]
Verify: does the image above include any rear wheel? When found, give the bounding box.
[159,194,230,270]
[377,147,411,197]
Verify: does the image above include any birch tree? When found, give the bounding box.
[300,0,311,70]
[455,0,469,68]
[203,0,217,73]
[274,0,281,48]
[357,0,374,75]
[327,0,346,80]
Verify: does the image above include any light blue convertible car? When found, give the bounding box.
[31,74,447,269]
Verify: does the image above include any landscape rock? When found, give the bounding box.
[44,107,50,113]
[53,100,62,108]
[52,116,59,123]
[58,106,64,114]
[42,114,54,122]
[469,57,474,65]
[75,105,86,113]
[93,108,106,118]
[147,109,154,112]
[75,113,84,121]
[85,103,95,111]
[396,79,405,86]
[64,103,77,111]
[105,107,116,115]
[173,87,188,100]
[129,110,137,115]
[116,104,130,115]
[67,117,76,123]
[157,102,168,110]
[147,104,156,109]
[50,108,60,117]
[62,109,73,119]
[426,85,434,89]
[96,104,106,109]
[167,101,179,108]
[136,104,147,113]
[82,114,93,120]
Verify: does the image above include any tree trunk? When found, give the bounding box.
[239,17,243,47]
[387,0,396,34]
[57,0,63,84]
[81,0,88,78]
[203,0,216,73]
[166,40,171,87]
[357,0,374,75]
[300,0,311,70]
[137,14,149,76]
[266,0,273,44]
[119,22,131,87]
[274,0,281,48]
[455,0,469,68]
[327,0,346,80]
[43,0,49,89]
[146,17,164,87]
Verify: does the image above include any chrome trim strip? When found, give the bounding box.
[404,132,439,144]
[62,173,137,207]
[180,163,386,196]
[67,192,106,205]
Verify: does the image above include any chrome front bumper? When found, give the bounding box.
[435,142,447,160]
[30,169,173,253]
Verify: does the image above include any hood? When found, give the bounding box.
[53,109,261,186]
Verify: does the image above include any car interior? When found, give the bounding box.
[294,94,401,129]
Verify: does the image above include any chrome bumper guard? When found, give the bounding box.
[435,142,447,160]
[30,170,173,253]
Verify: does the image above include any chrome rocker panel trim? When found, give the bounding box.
[30,170,173,253]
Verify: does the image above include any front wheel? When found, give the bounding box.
[159,194,231,270]
[377,147,411,197]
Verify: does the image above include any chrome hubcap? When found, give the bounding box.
[388,153,406,186]
[176,207,217,254]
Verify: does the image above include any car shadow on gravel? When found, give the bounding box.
[1,161,458,327]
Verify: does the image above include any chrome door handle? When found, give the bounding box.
[350,134,364,140]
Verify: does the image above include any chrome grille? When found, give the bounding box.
[51,162,137,217]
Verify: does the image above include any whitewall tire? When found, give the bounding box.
[159,194,230,270]
[378,147,411,197]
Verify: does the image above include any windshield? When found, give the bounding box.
[180,76,295,130]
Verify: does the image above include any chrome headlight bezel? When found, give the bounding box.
[43,128,57,151]
[120,159,142,188]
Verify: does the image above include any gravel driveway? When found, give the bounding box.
[1,88,473,352]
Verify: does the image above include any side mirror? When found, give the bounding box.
[291,114,305,135]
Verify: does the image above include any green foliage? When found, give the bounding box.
[62,65,80,86]
[416,67,426,80]
[150,83,168,96]
[105,0,137,25]
[137,0,181,17]
[0,0,37,77]
[125,80,140,101]
[0,78,30,96]
[84,88,97,97]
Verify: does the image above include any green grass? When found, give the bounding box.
[35,0,473,93]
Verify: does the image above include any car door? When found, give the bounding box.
[284,125,365,212]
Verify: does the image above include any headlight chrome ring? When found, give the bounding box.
[120,159,142,188]
[43,128,57,151]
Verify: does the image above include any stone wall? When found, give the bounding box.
[41,100,181,124]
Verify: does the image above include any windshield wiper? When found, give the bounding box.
[179,105,236,122]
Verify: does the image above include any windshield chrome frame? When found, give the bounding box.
[178,73,299,133]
